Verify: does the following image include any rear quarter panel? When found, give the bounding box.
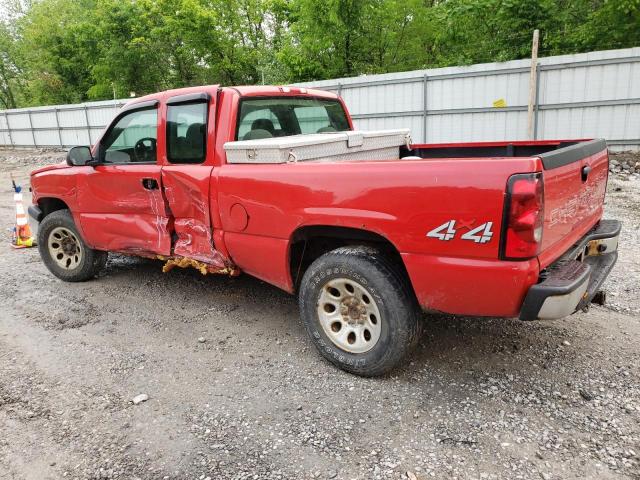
[216,157,541,316]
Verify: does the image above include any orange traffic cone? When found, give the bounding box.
[11,174,35,249]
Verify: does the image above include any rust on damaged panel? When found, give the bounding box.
[160,256,239,276]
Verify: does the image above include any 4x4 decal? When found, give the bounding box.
[426,220,457,241]
[427,220,494,243]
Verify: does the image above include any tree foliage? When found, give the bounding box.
[0,0,637,107]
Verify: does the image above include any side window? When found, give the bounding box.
[167,102,207,164]
[101,108,158,164]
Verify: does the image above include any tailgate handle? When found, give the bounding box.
[142,178,159,190]
[581,165,592,182]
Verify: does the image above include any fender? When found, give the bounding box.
[30,166,93,245]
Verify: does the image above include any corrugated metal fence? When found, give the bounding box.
[0,47,638,151]
[297,47,640,151]
[0,99,126,148]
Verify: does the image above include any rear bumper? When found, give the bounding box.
[519,219,621,320]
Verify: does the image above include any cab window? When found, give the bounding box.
[101,108,158,164]
[236,97,350,140]
[167,102,208,164]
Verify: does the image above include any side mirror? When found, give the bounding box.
[66,146,96,166]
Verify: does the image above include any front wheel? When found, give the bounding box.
[298,246,421,376]
[37,209,108,282]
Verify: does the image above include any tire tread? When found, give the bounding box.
[299,246,421,376]
[37,209,107,282]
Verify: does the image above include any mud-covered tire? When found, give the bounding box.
[298,246,422,377]
[37,209,107,282]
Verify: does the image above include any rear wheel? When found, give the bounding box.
[299,246,421,376]
[37,209,107,282]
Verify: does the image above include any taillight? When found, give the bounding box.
[500,172,544,259]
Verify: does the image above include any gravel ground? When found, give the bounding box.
[0,148,639,480]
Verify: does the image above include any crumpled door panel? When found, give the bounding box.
[161,165,229,269]
[77,164,172,255]
[80,212,172,255]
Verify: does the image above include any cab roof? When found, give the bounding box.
[230,86,338,99]
[124,85,338,109]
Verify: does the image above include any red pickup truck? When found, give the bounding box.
[28,85,620,376]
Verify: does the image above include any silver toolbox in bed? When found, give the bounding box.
[224,129,411,164]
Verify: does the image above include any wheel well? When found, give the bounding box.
[289,226,413,293]
[38,197,69,217]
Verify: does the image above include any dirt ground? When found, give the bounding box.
[0,149,639,480]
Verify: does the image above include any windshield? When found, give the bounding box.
[236,97,350,140]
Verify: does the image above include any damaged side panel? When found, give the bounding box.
[161,165,233,272]
[80,213,172,255]
[76,164,173,255]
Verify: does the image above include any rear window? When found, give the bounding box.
[236,97,350,140]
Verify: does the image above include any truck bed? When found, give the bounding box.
[404,139,586,159]
[217,137,609,315]
[405,138,609,270]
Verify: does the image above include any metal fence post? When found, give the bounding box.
[533,66,542,140]
[83,104,91,145]
[422,74,429,143]
[27,109,37,147]
[54,107,63,147]
[4,112,13,147]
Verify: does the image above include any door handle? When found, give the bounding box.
[581,165,592,182]
[142,178,159,190]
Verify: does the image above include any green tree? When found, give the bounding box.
[89,0,284,97]
[430,0,558,65]
[88,0,170,98]
[0,22,22,108]
[17,0,97,105]
[278,0,438,81]
[573,0,640,51]
[0,0,639,108]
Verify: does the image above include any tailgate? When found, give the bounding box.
[538,139,609,268]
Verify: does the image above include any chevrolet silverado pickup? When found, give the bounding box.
[28,85,621,376]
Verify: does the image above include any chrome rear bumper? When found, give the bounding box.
[519,219,621,321]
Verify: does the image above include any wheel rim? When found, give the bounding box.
[316,278,382,354]
[48,226,83,270]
